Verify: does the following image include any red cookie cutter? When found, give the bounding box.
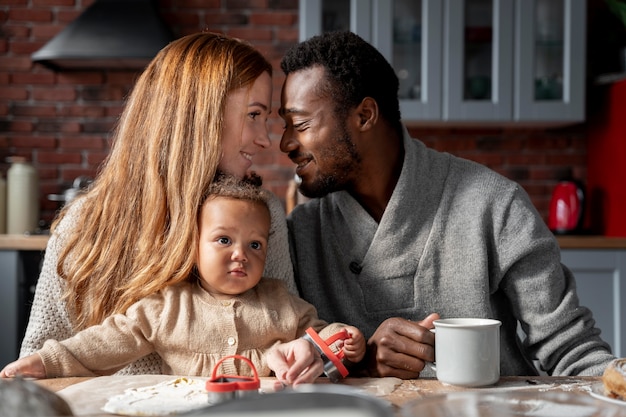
[205,355,260,404]
[302,327,350,383]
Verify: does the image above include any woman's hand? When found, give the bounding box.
[366,313,439,379]
[266,339,323,386]
[0,354,46,379]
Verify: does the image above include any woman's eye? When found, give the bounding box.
[217,237,231,245]
[248,111,261,120]
[250,241,262,250]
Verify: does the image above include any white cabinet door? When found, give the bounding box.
[444,0,514,121]
[299,0,371,42]
[514,0,586,122]
[561,249,626,357]
[373,0,443,120]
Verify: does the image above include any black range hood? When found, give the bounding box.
[31,0,175,71]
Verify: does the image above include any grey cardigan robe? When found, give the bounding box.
[287,128,614,377]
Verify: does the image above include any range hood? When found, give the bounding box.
[31,0,175,71]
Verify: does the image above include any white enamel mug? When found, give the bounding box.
[431,318,501,387]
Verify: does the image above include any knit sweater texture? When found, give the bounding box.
[20,191,296,375]
[38,278,342,377]
[287,128,615,377]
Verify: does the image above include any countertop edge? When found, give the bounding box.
[0,234,49,251]
[555,236,626,249]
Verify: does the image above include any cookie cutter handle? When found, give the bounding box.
[321,328,350,360]
[303,327,350,382]
[210,355,259,381]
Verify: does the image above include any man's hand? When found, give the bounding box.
[366,313,439,378]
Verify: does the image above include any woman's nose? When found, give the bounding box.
[254,126,271,149]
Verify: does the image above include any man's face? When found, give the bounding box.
[279,66,360,198]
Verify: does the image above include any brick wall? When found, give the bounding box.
[1,0,590,226]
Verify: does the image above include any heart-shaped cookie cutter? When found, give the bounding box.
[205,355,260,404]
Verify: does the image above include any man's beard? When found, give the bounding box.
[298,128,361,198]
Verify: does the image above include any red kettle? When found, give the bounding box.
[548,180,585,234]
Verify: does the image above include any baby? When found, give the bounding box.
[1,173,365,386]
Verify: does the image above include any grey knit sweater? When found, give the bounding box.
[287,128,615,377]
[20,191,296,375]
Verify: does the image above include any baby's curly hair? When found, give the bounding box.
[203,171,267,208]
[280,31,402,136]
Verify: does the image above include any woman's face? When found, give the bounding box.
[219,71,273,179]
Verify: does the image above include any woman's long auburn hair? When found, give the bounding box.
[53,32,272,330]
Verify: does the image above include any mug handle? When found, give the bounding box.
[427,328,436,371]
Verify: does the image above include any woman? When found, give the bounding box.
[20,32,296,375]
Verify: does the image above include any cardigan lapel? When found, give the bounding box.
[331,129,451,279]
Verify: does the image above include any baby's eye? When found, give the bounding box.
[250,241,262,250]
[217,237,231,245]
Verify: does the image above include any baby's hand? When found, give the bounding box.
[0,354,46,379]
[266,339,323,386]
[341,326,366,364]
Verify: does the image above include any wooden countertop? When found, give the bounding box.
[33,375,607,416]
[0,234,49,251]
[1,234,626,251]
[556,235,626,249]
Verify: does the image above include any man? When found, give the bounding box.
[278,31,615,379]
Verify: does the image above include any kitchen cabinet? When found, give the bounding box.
[561,249,626,357]
[0,236,47,367]
[299,0,586,124]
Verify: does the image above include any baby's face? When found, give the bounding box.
[196,196,270,299]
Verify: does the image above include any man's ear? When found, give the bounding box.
[356,97,378,131]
